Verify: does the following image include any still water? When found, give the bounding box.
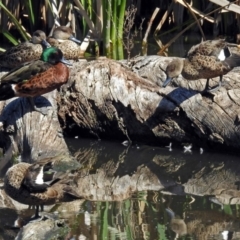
[2,138,239,239]
[64,138,240,240]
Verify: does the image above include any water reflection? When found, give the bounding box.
[1,137,240,239]
[64,138,240,239]
[53,191,240,240]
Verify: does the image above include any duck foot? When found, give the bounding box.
[206,83,222,92]
[27,205,44,221]
[203,76,223,93]
[28,97,48,115]
[33,105,48,115]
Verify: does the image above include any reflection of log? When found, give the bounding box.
[183,160,240,204]
[68,140,181,201]
[170,209,240,239]
[71,141,240,202]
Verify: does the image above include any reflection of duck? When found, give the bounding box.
[4,156,81,218]
[47,26,82,60]
[162,39,240,92]
[0,30,50,69]
[0,47,71,115]
[165,208,187,239]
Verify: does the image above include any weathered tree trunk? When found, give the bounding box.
[0,70,69,165]
[59,56,240,152]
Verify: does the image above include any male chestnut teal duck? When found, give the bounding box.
[47,26,82,60]
[162,39,240,92]
[4,156,81,218]
[0,30,51,69]
[0,47,71,115]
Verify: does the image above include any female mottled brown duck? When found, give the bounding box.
[0,30,51,69]
[4,156,81,218]
[0,47,71,115]
[162,39,240,92]
[47,26,82,60]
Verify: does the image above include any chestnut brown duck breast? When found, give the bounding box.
[0,47,72,115]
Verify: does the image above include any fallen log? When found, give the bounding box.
[0,52,240,163]
[59,56,240,153]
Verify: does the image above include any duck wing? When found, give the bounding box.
[0,42,44,68]
[1,60,52,84]
[188,39,227,59]
[0,42,33,61]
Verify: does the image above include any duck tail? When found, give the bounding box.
[225,54,240,68]
[0,84,16,100]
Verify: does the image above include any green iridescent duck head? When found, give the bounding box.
[41,47,72,65]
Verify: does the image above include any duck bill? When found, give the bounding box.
[41,39,51,48]
[60,57,72,66]
[162,77,172,88]
[68,35,81,44]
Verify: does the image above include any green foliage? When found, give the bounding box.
[0,0,239,59]
[1,31,19,46]
[24,0,35,27]
[0,1,29,44]
[0,0,127,59]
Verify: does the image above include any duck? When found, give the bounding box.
[4,156,81,218]
[0,30,51,69]
[0,47,71,115]
[47,26,82,60]
[162,39,240,92]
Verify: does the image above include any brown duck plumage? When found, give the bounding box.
[0,30,50,69]
[163,39,240,91]
[47,26,82,60]
[4,156,81,217]
[0,47,71,114]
